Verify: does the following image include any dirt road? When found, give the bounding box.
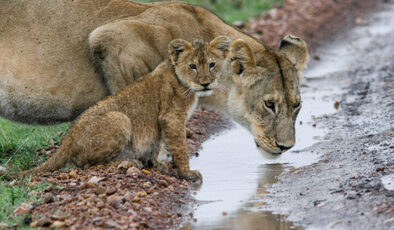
[261,1,394,229]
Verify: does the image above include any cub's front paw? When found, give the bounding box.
[179,170,202,183]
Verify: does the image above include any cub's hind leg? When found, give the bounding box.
[70,111,132,168]
[89,20,172,94]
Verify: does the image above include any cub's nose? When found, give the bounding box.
[200,83,210,89]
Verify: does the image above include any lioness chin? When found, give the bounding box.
[16,36,231,182]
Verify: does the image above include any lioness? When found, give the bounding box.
[0,1,309,155]
[17,36,231,182]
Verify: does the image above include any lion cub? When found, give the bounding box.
[18,36,231,182]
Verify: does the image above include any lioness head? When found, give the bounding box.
[230,35,309,156]
[168,36,231,96]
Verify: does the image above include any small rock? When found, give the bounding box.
[92,217,103,226]
[334,101,340,110]
[355,17,368,25]
[8,180,16,187]
[13,203,33,215]
[95,186,106,195]
[135,191,147,197]
[44,193,55,204]
[44,185,53,193]
[108,195,122,209]
[346,191,358,199]
[158,179,168,187]
[51,221,65,228]
[30,221,38,228]
[88,176,104,185]
[96,201,105,209]
[117,161,133,173]
[126,167,140,176]
[123,192,133,201]
[104,220,119,228]
[141,169,151,175]
[69,171,77,179]
[105,187,117,196]
[313,55,321,61]
[267,8,279,20]
[132,196,141,202]
[143,182,152,188]
[36,217,52,227]
[0,166,7,174]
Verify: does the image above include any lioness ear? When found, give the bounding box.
[209,35,231,57]
[168,39,192,64]
[230,39,256,75]
[279,35,309,71]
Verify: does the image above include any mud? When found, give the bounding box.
[260,1,394,229]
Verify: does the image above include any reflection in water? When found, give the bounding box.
[187,77,340,229]
[188,161,303,230]
[215,164,304,230]
[188,124,305,229]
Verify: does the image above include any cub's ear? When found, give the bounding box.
[279,35,309,71]
[209,35,231,57]
[230,39,256,75]
[168,39,192,64]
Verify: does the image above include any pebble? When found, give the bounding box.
[13,203,33,215]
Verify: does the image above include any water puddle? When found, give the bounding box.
[188,78,342,229]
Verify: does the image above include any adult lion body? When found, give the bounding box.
[0,0,309,154]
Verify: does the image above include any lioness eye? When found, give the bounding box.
[265,101,275,112]
[209,62,216,68]
[189,64,197,70]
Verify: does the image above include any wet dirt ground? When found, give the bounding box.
[186,1,394,229]
[260,1,394,229]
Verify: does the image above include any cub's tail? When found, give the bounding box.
[16,138,74,177]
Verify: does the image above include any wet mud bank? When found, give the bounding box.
[261,1,394,229]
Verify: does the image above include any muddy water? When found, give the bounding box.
[188,79,342,229]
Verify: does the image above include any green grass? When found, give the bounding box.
[0,119,70,173]
[0,118,68,225]
[138,0,280,22]
[0,178,49,227]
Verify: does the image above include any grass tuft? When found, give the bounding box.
[0,178,49,226]
[138,0,281,22]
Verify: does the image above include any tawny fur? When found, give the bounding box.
[17,36,231,182]
[0,0,309,155]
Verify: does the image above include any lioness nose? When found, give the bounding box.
[201,83,210,89]
[276,142,293,151]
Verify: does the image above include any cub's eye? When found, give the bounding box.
[209,62,216,68]
[189,64,197,70]
[265,101,275,112]
[293,102,301,109]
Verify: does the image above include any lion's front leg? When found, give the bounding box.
[88,19,172,94]
[159,113,202,183]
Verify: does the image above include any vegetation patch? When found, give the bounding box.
[138,0,281,22]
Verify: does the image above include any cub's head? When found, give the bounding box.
[230,35,309,156]
[168,36,231,96]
